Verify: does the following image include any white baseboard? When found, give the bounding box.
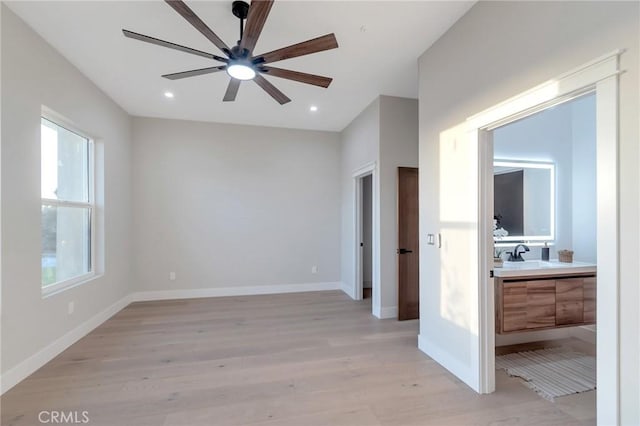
[569,325,597,345]
[341,282,355,299]
[495,328,572,347]
[0,293,134,395]
[373,305,398,319]
[418,334,478,392]
[131,281,342,302]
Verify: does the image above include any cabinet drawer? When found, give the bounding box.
[501,280,555,332]
[583,276,596,323]
[502,282,527,332]
[556,279,584,325]
[526,281,556,329]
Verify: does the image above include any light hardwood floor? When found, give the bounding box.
[1,291,595,426]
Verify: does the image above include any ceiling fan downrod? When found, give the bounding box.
[232,1,250,43]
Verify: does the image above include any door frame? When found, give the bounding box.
[353,162,380,316]
[472,50,621,424]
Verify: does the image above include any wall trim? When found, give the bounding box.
[341,282,355,299]
[495,328,571,347]
[418,334,476,391]
[131,282,342,302]
[373,305,398,319]
[569,325,597,345]
[0,292,134,395]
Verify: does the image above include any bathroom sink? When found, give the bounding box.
[495,259,596,277]
[503,260,548,268]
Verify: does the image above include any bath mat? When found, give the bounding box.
[496,348,596,401]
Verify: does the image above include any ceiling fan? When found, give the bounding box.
[123,0,338,105]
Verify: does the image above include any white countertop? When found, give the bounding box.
[494,259,597,278]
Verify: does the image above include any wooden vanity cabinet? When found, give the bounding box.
[496,274,596,334]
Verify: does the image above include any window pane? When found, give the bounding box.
[41,205,91,287]
[41,118,89,202]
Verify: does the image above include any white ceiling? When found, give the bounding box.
[6,1,473,131]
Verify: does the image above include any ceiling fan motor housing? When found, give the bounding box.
[230,44,250,60]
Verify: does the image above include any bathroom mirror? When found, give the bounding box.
[494,160,554,242]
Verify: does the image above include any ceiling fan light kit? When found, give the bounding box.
[122,0,338,104]
[227,61,256,80]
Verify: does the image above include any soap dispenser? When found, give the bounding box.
[541,242,550,261]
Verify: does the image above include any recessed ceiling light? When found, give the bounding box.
[164,91,174,99]
[309,105,318,112]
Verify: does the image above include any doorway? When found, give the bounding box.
[472,52,620,424]
[490,93,597,414]
[353,161,377,311]
[361,174,373,300]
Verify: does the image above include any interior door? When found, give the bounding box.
[398,167,419,320]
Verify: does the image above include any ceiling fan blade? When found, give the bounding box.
[122,30,227,62]
[253,74,290,104]
[165,0,231,55]
[253,33,338,65]
[239,0,274,54]
[259,66,332,88]
[223,79,241,102]
[162,66,227,80]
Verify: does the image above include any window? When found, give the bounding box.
[41,117,94,293]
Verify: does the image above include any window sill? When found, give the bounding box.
[42,272,102,298]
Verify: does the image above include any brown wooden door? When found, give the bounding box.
[398,167,419,320]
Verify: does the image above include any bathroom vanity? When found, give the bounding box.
[494,260,596,334]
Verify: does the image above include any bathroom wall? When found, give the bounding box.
[493,93,596,262]
[571,95,597,263]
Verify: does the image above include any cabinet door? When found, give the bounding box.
[502,282,527,332]
[583,276,596,323]
[526,281,556,329]
[556,278,584,325]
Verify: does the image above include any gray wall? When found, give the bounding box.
[418,1,638,422]
[132,117,341,291]
[339,96,418,315]
[571,95,597,263]
[379,96,419,313]
[340,98,380,300]
[1,6,133,374]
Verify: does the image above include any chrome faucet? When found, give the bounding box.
[508,244,530,261]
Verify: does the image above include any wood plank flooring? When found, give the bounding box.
[1,291,595,425]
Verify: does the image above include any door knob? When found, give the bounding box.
[398,248,413,254]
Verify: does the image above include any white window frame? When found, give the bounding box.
[41,114,96,297]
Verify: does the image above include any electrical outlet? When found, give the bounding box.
[169,272,176,281]
[68,301,75,315]
[311,266,318,274]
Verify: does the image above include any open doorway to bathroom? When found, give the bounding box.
[491,92,597,416]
